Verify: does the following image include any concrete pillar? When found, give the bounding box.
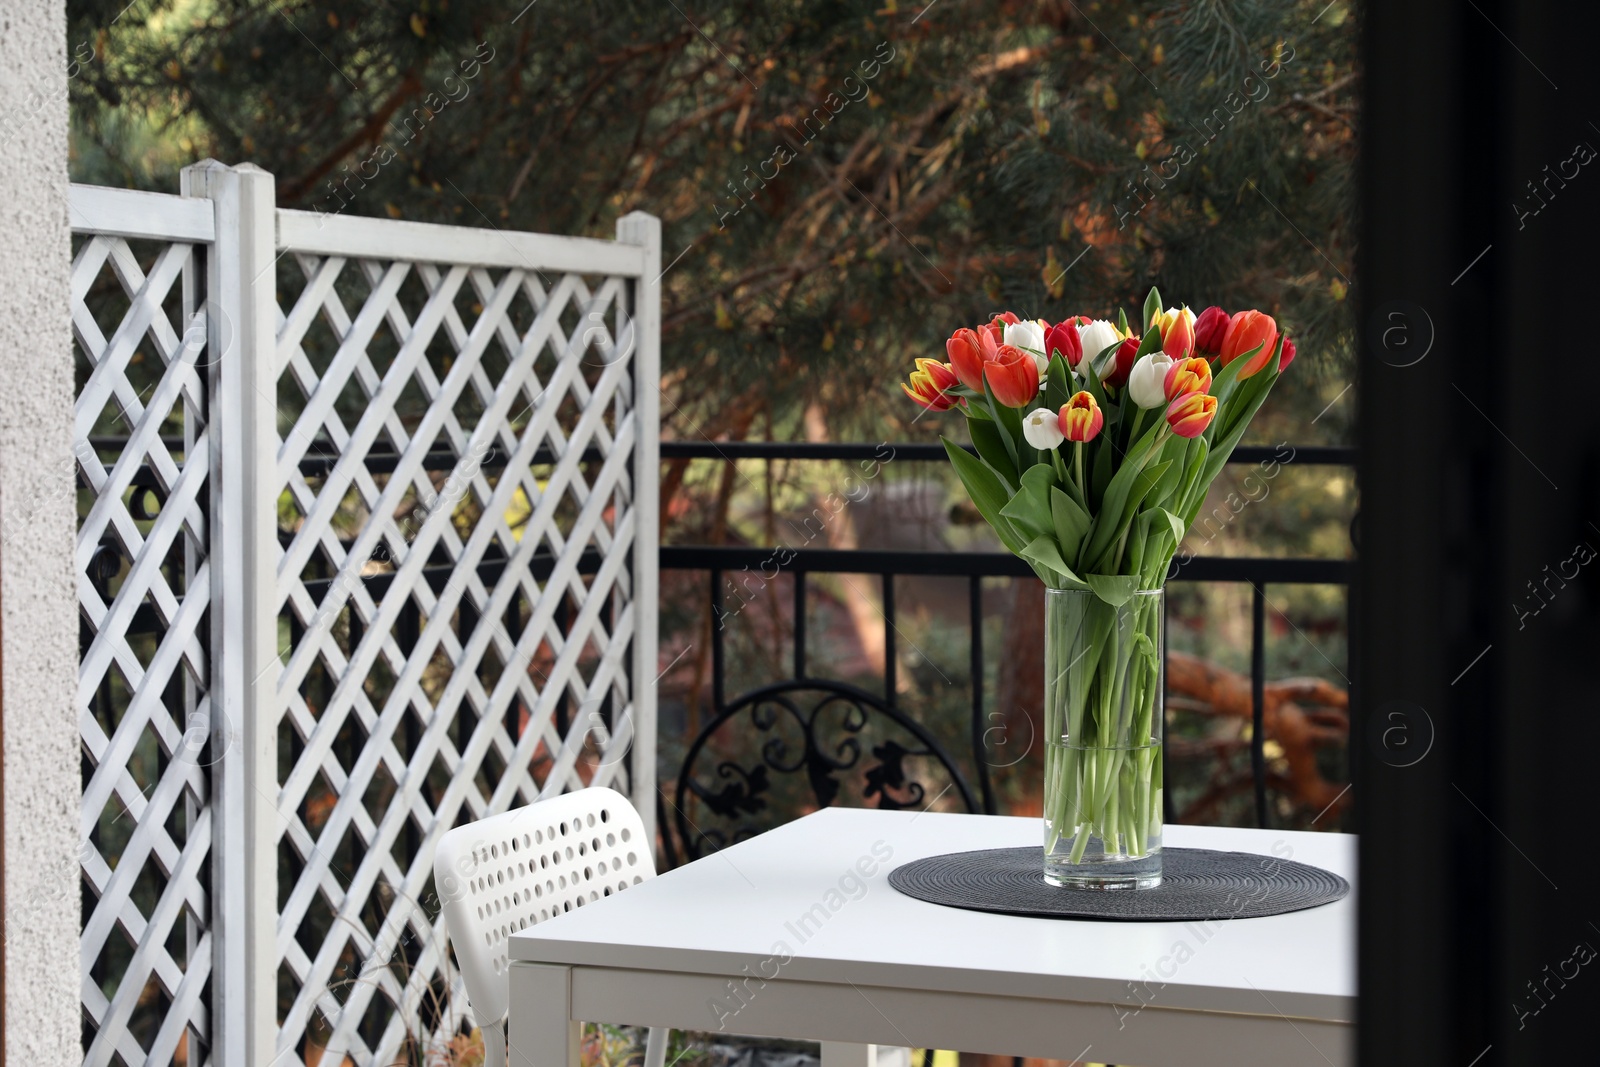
[0,0,82,1063]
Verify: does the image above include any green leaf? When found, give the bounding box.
[985,391,1024,470]
[1208,341,1259,411]
[1050,485,1091,567]
[994,397,1028,450]
[1215,336,1285,441]
[1103,390,1124,429]
[1134,323,1163,359]
[1143,287,1163,334]
[1129,507,1178,589]
[1000,465,1057,541]
[1020,535,1080,589]
[967,417,1018,492]
[1085,572,1141,607]
[1175,436,1210,521]
[1090,433,1115,508]
[1117,306,1130,336]
[1178,349,1283,530]
[1085,342,1120,384]
[1081,419,1163,564]
[1131,630,1160,672]
[1198,367,1281,501]
[1116,374,1137,432]
[1044,352,1073,412]
[1147,505,1186,544]
[1150,441,1185,507]
[1020,462,1059,494]
[1092,459,1172,572]
[943,437,1027,554]
[1131,459,1174,512]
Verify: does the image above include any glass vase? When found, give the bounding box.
[1042,587,1164,889]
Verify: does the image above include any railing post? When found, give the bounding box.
[183,160,279,1067]
[617,211,661,859]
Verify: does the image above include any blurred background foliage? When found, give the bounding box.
[66,0,1356,443]
[68,0,1358,835]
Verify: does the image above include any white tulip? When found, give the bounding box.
[1003,319,1049,374]
[1076,319,1123,379]
[1022,406,1065,449]
[1127,352,1176,409]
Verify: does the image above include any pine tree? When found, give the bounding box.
[68,0,1357,453]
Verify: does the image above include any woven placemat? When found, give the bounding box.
[888,846,1348,921]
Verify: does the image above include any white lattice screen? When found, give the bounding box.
[267,214,657,1064]
[71,188,219,1067]
[67,167,660,1067]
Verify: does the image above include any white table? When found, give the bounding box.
[508,809,1355,1067]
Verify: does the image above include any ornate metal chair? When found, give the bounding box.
[670,679,980,861]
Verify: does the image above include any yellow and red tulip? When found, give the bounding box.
[1159,307,1197,359]
[1166,391,1218,438]
[1163,356,1213,401]
[1219,310,1280,378]
[1059,390,1104,442]
[901,358,961,411]
[984,344,1042,408]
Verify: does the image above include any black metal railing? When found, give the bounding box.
[659,440,1355,846]
[87,434,1355,850]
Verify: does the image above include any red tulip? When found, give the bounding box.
[1279,335,1297,371]
[1163,356,1213,401]
[1166,391,1218,438]
[1104,336,1141,389]
[1194,306,1230,357]
[902,359,961,411]
[1219,310,1280,378]
[1059,391,1104,443]
[984,344,1042,408]
[946,327,998,392]
[1044,320,1084,368]
[983,311,1021,344]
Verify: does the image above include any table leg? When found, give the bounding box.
[825,1043,915,1067]
[822,1043,875,1067]
[509,962,581,1067]
[643,1027,669,1067]
[824,1043,912,1067]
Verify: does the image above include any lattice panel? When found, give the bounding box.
[73,232,216,1067]
[270,253,641,1064]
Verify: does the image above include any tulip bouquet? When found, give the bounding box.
[903,288,1293,886]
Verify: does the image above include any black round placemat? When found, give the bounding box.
[888,846,1348,921]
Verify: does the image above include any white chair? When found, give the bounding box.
[434,786,669,1067]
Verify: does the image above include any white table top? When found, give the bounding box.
[509,808,1355,1022]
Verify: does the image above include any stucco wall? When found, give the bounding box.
[0,0,82,1063]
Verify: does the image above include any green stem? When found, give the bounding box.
[1045,591,1164,872]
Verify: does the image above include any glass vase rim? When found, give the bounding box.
[1044,586,1164,599]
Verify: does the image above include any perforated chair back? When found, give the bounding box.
[434,787,656,1059]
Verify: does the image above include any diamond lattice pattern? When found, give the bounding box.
[73,233,216,1067]
[270,255,641,1064]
